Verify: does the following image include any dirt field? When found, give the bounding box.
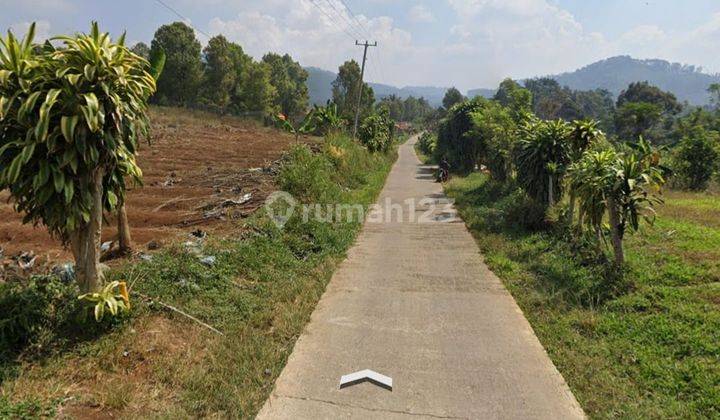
[0,106,298,265]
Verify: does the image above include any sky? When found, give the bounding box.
[2,0,720,91]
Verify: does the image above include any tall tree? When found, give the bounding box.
[262,53,309,118]
[130,42,150,60]
[150,22,202,106]
[617,81,682,114]
[202,35,235,111]
[332,60,374,121]
[234,61,277,115]
[442,87,465,110]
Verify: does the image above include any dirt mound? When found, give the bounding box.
[0,106,299,265]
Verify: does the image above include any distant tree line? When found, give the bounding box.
[467,77,720,191]
[131,22,309,118]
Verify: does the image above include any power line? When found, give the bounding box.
[307,0,359,42]
[152,0,211,39]
[334,0,390,85]
[321,0,365,40]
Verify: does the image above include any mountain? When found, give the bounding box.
[305,66,452,107]
[467,88,496,99]
[552,56,720,105]
[468,56,720,106]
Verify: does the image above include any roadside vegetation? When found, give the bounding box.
[0,20,404,417]
[433,76,720,417]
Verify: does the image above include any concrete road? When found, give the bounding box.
[257,136,584,419]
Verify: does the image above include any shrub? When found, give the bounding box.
[359,112,393,153]
[0,276,78,358]
[417,132,436,157]
[672,131,719,190]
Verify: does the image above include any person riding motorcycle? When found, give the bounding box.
[437,157,450,182]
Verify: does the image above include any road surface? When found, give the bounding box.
[257,135,584,419]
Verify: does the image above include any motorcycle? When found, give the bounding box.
[437,167,449,183]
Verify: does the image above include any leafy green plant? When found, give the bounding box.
[359,110,394,153]
[514,119,572,208]
[310,103,343,135]
[568,139,666,266]
[0,23,156,292]
[673,130,718,190]
[78,281,130,321]
[276,112,315,142]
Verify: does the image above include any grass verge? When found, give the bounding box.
[1,133,398,418]
[445,173,720,419]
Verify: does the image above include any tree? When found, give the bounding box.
[234,61,277,115]
[202,35,235,111]
[674,130,719,190]
[566,119,604,224]
[468,101,516,182]
[0,23,156,292]
[262,53,309,118]
[130,42,150,60]
[494,78,532,118]
[617,81,682,114]
[442,87,465,110]
[709,83,720,109]
[569,141,665,266]
[515,119,572,208]
[614,102,662,140]
[332,60,374,121]
[150,22,201,106]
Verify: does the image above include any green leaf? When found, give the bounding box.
[63,179,74,204]
[106,190,118,208]
[94,302,104,321]
[18,91,41,122]
[61,115,79,143]
[53,169,65,193]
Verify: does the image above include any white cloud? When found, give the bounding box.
[409,5,435,23]
[207,0,415,87]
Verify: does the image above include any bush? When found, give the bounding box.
[359,111,393,153]
[673,132,719,190]
[417,132,436,157]
[0,277,79,357]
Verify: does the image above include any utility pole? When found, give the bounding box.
[353,40,377,139]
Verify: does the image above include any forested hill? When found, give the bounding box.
[305,66,450,107]
[552,56,720,105]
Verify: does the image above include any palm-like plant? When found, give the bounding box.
[514,119,572,208]
[0,23,156,292]
[567,119,604,224]
[568,141,665,266]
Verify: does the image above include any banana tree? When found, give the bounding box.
[0,23,156,292]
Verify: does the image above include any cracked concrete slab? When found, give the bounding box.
[256,135,585,419]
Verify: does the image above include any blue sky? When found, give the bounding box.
[2,0,720,91]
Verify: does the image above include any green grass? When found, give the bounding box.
[0,133,398,417]
[446,173,720,419]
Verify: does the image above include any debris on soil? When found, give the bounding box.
[52,263,76,283]
[147,240,161,250]
[1,107,307,263]
[139,253,154,262]
[200,256,216,267]
[190,229,207,240]
[101,241,114,253]
[17,251,37,270]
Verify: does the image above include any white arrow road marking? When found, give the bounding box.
[339,369,393,391]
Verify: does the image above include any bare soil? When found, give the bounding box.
[0,106,299,265]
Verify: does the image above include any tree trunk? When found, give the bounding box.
[70,168,105,293]
[568,190,576,225]
[607,195,624,266]
[548,174,555,207]
[117,201,133,255]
